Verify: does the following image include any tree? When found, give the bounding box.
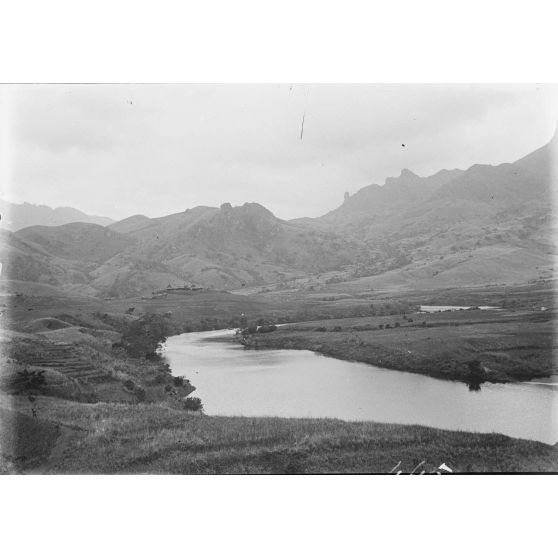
[466,359,485,391]
[120,313,174,358]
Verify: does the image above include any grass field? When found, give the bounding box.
[2,283,274,331]
[240,307,557,384]
[2,395,557,474]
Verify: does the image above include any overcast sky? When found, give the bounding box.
[1,84,557,221]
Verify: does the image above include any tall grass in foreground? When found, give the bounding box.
[4,396,557,474]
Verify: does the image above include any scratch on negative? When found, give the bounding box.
[300,113,305,141]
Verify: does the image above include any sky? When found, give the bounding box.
[1,84,557,221]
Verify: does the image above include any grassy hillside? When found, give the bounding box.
[115,202,364,291]
[15,222,134,263]
[2,396,557,474]
[335,245,554,291]
[2,285,276,334]
[3,203,366,296]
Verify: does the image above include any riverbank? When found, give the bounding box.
[2,395,557,473]
[0,326,196,406]
[236,308,556,384]
[2,285,556,473]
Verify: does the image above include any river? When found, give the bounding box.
[162,329,558,444]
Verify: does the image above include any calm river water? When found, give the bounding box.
[163,330,557,444]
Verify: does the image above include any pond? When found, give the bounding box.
[162,330,557,444]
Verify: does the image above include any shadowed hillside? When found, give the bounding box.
[0,224,136,296]
[15,223,135,263]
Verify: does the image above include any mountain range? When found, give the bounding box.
[0,200,114,231]
[1,132,555,297]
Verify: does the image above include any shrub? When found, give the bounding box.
[332,326,342,332]
[135,386,147,402]
[315,327,327,332]
[124,379,136,391]
[183,397,203,412]
[11,369,47,394]
[173,376,185,387]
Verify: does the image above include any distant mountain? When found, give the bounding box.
[306,130,557,288]
[0,199,114,231]
[320,129,555,231]
[104,202,364,294]
[1,132,554,296]
[321,167,465,226]
[1,203,364,296]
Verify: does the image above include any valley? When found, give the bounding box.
[1,132,557,473]
[1,277,556,472]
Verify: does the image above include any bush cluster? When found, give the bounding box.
[119,313,174,358]
[183,397,203,412]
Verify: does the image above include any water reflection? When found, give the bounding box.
[467,380,482,392]
[466,360,485,392]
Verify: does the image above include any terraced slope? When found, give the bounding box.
[25,343,101,381]
[3,338,109,402]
